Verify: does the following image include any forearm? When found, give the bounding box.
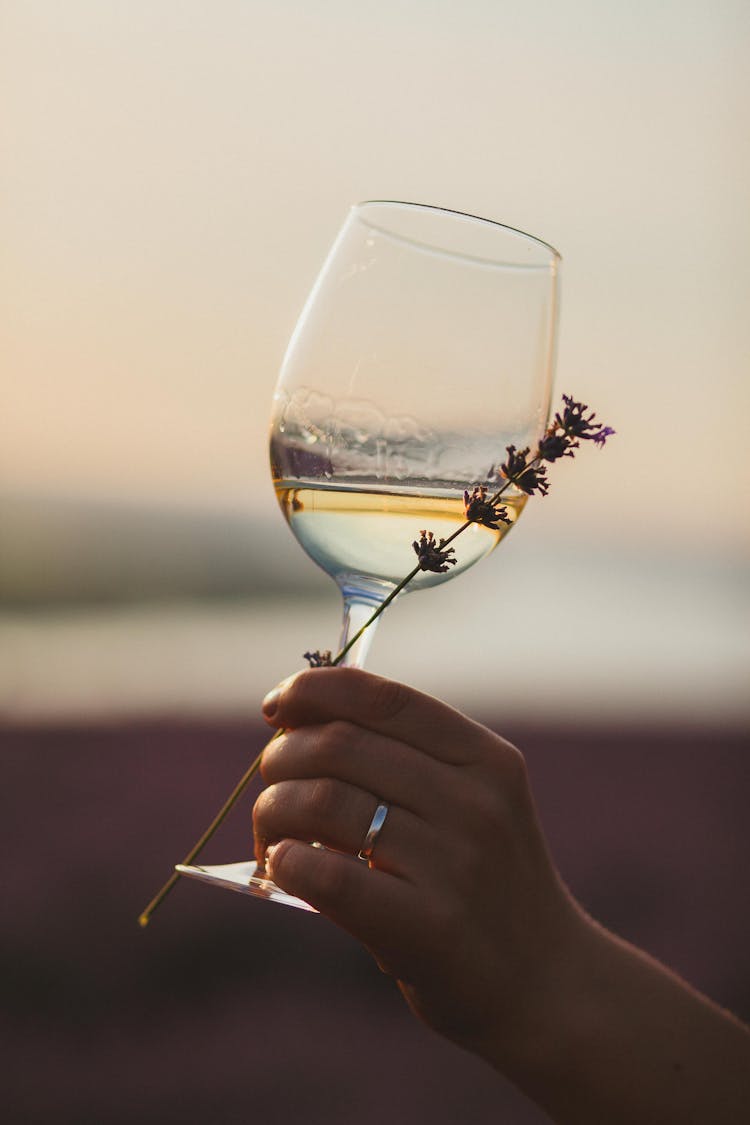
[485,907,750,1125]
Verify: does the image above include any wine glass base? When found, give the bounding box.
[176,860,318,913]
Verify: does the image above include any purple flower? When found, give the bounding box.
[412,530,457,573]
[554,394,599,438]
[538,394,615,461]
[593,425,616,447]
[554,394,615,445]
[303,650,333,668]
[463,486,511,529]
[500,446,550,496]
[537,431,577,463]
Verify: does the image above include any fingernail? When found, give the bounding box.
[262,673,298,718]
[262,687,281,717]
[265,842,280,872]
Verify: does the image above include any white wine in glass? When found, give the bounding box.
[178,201,560,908]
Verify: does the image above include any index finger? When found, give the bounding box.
[261,668,500,766]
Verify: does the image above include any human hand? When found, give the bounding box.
[253,667,581,1066]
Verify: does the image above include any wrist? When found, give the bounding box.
[470,889,597,1085]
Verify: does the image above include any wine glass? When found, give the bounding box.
[178,201,560,909]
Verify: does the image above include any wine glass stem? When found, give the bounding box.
[338,593,386,668]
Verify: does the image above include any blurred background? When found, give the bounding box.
[2,2,748,1122]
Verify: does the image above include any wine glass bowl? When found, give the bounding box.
[270,201,559,663]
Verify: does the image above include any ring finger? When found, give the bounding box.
[253,776,437,882]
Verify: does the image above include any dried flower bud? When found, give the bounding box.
[500,445,550,496]
[538,431,577,462]
[303,650,333,668]
[412,530,457,573]
[554,394,615,447]
[463,486,511,529]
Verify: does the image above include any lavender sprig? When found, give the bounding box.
[138,394,613,926]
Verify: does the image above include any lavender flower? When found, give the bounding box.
[303,649,333,668]
[464,486,511,529]
[412,530,457,573]
[500,446,550,496]
[544,394,615,455]
[537,431,576,462]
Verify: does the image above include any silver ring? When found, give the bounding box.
[357,802,389,862]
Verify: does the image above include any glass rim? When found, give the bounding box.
[353,200,561,265]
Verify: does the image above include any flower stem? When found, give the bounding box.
[138,732,281,928]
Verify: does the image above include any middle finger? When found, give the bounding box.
[260,721,453,821]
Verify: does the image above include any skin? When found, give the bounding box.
[254,667,750,1124]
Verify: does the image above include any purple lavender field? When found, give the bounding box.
[3,719,748,1125]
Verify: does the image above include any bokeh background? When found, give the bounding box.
[2,2,748,1122]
